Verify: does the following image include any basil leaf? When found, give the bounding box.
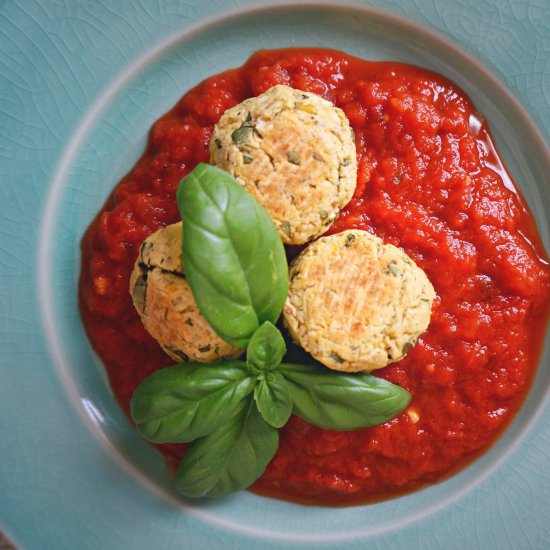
[177,164,288,348]
[254,370,293,428]
[176,398,278,497]
[279,363,411,430]
[130,361,255,443]
[246,321,286,372]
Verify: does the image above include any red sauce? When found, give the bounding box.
[79,49,550,505]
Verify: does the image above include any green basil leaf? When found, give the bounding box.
[279,363,411,430]
[176,398,278,498]
[177,163,288,348]
[246,321,286,372]
[130,361,255,443]
[254,370,293,428]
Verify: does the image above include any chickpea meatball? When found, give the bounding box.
[283,230,435,372]
[210,85,357,244]
[129,222,243,363]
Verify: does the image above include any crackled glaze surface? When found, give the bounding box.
[1,1,550,549]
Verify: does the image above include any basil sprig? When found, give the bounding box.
[130,164,412,499]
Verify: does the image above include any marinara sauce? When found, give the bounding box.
[79,49,550,505]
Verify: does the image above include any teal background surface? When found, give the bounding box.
[1,1,549,548]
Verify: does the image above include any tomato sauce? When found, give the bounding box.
[79,49,550,505]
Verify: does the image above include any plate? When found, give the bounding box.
[1,1,550,548]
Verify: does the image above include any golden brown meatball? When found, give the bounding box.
[129,222,243,363]
[283,230,435,372]
[210,85,356,245]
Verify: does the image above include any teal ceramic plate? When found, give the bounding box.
[1,1,549,548]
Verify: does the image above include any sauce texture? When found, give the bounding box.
[79,49,550,505]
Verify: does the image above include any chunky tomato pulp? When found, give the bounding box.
[79,49,550,505]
